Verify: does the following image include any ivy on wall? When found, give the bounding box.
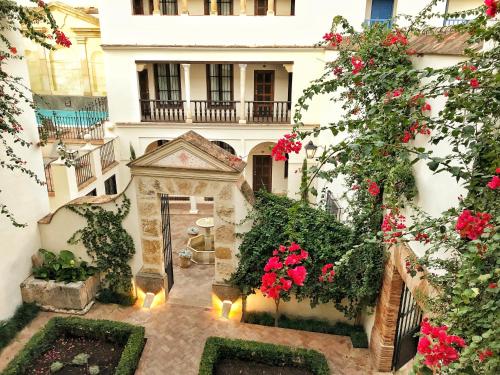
[67,197,135,295]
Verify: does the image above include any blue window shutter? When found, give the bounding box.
[370,0,394,20]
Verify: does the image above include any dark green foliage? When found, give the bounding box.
[230,191,383,318]
[198,336,330,375]
[0,303,39,352]
[1,317,145,375]
[67,197,135,295]
[96,288,137,306]
[245,312,369,348]
[32,249,96,283]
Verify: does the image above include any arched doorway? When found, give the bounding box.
[144,139,169,153]
[246,142,287,195]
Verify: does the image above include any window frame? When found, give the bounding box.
[104,175,118,195]
[204,0,234,15]
[154,63,183,108]
[159,0,179,15]
[206,64,234,108]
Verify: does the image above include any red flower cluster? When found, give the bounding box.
[350,56,364,75]
[470,78,480,88]
[478,348,494,362]
[261,243,308,300]
[455,209,492,240]
[9,47,17,54]
[418,319,466,369]
[333,66,343,76]
[421,102,432,112]
[487,175,500,189]
[383,30,408,46]
[485,0,498,17]
[367,180,380,196]
[271,133,302,161]
[415,232,430,244]
[401,121,431,143]
[381,211,406,243]
[386,88,404,101]
[323,32,343,47]
[319,263,335,283]
[37,0,46,7]
[55,30,72,48]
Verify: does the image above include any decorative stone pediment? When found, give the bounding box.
[128,131,246,178]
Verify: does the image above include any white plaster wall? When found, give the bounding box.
[0,28,50,320]
[447,0,483,13]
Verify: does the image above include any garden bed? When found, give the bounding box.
[199,337,329,375]
[2,317,145,375]
[244,312,369,348]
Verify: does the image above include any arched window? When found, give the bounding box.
[211,141,236,155]
[145,139,169,153]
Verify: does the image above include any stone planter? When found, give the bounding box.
[20,274,100,314]
[179,256,192,268]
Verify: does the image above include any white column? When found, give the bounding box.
[77,37,92,96]
[181,0,189,15]
[238,64,247,124]
[210,0,217,15]
[189,196,198,214]
[240,0,246,15]
[267,0,275,16]
[182,64,192,123]
[153,0,160,15]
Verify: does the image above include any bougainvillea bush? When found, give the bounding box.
[287,0,498,373]
[0,0,71,226]
[230,191,385,320]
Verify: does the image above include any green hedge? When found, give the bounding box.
[0,303,39,352]
[1,317,145,375]
[198,336,330,375]
[245,312,369,348]
[96,288,137,306]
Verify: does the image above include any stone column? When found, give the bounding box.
[240,0,246,15]
[267,0,275,16]
[189,196,198,214]
[181,0,189,15]
[182,64,192,123]
[370,259,404,372]
[76,37,92,96]
[153,0,161,15]
[210,0,217,15]
[238,64,247,124]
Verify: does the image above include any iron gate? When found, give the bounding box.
[392,284,423,370]
[160,194,174,292]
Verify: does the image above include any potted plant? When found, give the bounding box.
[178,249,193,268]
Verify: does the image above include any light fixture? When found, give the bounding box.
[220,300,233,319]
[305,141,318,159]
[143,292,155,309]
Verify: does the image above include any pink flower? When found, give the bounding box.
[487,175,500,189]
[264,256,283,272]
[288,242,301,252]
[280,277,292,291]
[284,254,301,266]
[485,0,498,17]
[402,131,412,143]
[350,56,364,74]
[287,266,307,286]
[271,133,302,161]
[470,78,480,88]
[382,211,406,243]
[54,30,72,48]
[367,181,380,196]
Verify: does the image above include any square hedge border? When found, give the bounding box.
[198,336,330,375]
[2,317,145,375]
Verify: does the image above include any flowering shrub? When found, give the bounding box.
[455,210,492,240]
[1,0,70,226]
[271,133,302,161]
[261,243,308,326]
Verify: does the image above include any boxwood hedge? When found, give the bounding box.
[1,317,145,375]
[198,336,330,375]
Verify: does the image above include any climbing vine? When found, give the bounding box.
[67,197,135,296]
[286,0,499,373]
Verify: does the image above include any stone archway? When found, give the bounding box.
[128,131,253,301]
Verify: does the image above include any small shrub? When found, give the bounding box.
[199,336,329,375]
[245,312,369,348]
[89,365,100,374]
[0,303,40,351]
[96,288,136,306]
[49,361,63,373]
[72,353,89,365]
[32,249,96,283]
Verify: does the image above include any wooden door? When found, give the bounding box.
[255,0,267,15]
[254,70,274,119]
[138,70,150,118]
[253,155,272,192]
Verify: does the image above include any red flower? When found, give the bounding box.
[271,133,302,161]
[401,131,412,143]
[264,256,283,272]
[350,56,364,74]
[462,65,477,72]
[284,254,301,266]
[9,47,17,54]
[351,184,360,190]
[280,277,292,291]
[367,181,380,196]
[288,242,301,252]
[382,211,406,243]
[455,210,492,240]
[319,263,335,283]
[478,349,493,362]
[470,78,480,88]
[333,66,343,75]
[37,0,46,7]
[383,30,408,46]
[54,30,72,48]
[422,102,432,112]
[489,282,497,289]
[323,32,334,41]
[287,266,307,286]
[496,167,500,174]
[487,175,500,189]
[406,48,417,55]
[485,0,498,17]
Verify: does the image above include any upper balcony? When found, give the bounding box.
[137,61,293,124]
